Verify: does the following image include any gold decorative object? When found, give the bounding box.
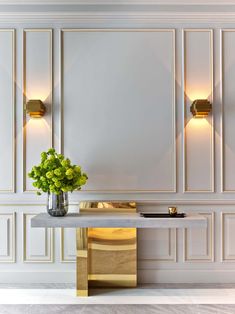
[25,99,46,118]
[190,99,212,118]
[168,206,177,216]
[76,202,137,297]
[76,228,88,297]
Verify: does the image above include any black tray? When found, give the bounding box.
[140,213,186,218]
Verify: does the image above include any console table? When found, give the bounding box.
[31,202,207,297]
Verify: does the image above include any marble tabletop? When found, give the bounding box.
[31,212,207,229]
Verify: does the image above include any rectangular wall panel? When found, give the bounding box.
[60,228,76,262]
[0,30,15,192]
[23,29,53,192]
[61,29,176,192]
[23,213,53,262]
[222,213,235,261]
[221,30,235,191]
[0,213,15,262]
[138,228,176,261]
[183,29,214,192]
[184,212,214,262]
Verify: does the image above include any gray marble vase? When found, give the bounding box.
[47,192,68,217]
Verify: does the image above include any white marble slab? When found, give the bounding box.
[31,213,207,229]
[0,288,235,304]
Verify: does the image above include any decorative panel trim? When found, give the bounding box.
[22,213,53,263]
[183,212,214,262]
[0,212,15,263]
[22,28,53,193]
[221,29,235,192]
[60,28,176,193]
[3,11,235,24]
[0,29,15,193]
[2,1,235,5]
[183,29,214,193]
[138,228,177,262]
[221,212,235,261]
[3,200,235,205]
[60,228,76,263]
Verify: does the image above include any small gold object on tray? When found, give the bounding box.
[168,207,177,216]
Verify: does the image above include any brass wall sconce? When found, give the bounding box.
[25,99,46,118]
[190,99,212,118]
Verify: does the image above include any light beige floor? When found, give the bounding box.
[0,284,235,313]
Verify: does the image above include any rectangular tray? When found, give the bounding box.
[140,213,186,218]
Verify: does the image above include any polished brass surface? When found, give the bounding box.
[76,228,88,297]
[79,202,136,212]
[168,206,178,216]
[76,202,137,296]
[26,99,46,118]
[190,99,212,118]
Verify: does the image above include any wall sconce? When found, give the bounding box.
[25,99,46,118]
[190,99,212,118]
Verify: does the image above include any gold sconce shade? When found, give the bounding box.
[26,99,46,118]
[190,99,212,118]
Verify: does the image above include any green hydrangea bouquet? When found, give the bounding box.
[28,148,88,195]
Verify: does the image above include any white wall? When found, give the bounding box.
[1,4,235,283]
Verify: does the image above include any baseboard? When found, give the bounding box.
[1,270,235,284]
[0,272,76,283]
[138,270,235,283]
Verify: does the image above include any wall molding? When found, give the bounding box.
[183,212,214,262]
[138,228,177,262]
[221,212,235,261]
[2,12,235,24]
[220,29,235,193]
[2,199,235,205]
[0,212,15,263]
[3,0,235,5]
[22,28,53,193]
[182,29,214,193]
[0,29,15,193]
[60,228,76,263]
[22,213,54,263]
[60,28,176,193]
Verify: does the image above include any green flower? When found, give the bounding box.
[66,168,73,176]
[48,148,55,154]
[46,171,54,179]
[28,171,34,178]
[54,168,61,176]
[48,155,55,161]
[28,148,87,195]
[41,152,47,160]
[61,159,70,167]
[43,160,50,169]
[55,181,61,188]
[75,166,81,173]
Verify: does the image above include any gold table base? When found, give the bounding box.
[76,202,137,297]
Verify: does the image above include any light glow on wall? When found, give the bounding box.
[186,90,210,103]
[185,115,211,132]
[25,117,51,135]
